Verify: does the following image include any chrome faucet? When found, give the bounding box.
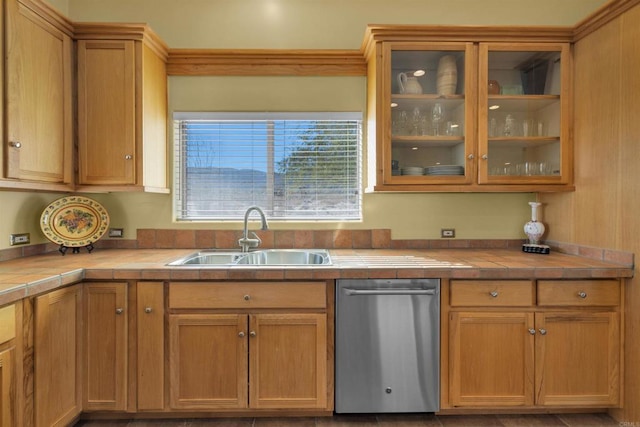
[238,206,269,252]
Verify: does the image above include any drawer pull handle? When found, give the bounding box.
[578,291,587,299]
[115,308,124,315]
[238,331,245,338]
[539,328,547,335]
[243,295,251,301]
[528,328,536,335]
[144,307,152,314]
[489,291,499,298]
[250,331,257,337]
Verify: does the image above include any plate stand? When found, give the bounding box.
[59,243,95,255]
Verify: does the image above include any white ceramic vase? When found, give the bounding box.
[524,202,545,244]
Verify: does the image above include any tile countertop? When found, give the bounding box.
[0,248,633,306]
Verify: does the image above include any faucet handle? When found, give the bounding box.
[238,232,262,252]
[250,231,262,245]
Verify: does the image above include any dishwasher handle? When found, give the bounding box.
[343,288,437,296]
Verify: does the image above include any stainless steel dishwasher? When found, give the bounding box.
[335,279,440,413]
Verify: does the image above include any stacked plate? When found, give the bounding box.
[424,165,465,176]
[401,166,425,176]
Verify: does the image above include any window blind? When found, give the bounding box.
[173,112,362,221]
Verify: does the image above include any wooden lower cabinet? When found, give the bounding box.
[169,312,327,411]
[137,282,165,411]
[448,279,622,410]
[0,347,15,427]
[0,304,17,427]
[34,285,82,427]
[83,282,128,411]
[449,312,535,407]
[535,311,620,406]
[250,313,327,409]
[169,314,248,409]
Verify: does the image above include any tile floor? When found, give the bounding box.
[74,412,621,427]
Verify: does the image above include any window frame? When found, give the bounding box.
[172,111,363,222]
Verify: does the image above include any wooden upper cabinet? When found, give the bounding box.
[363,26,574,192]
[77,40,136,186]
[368,41,475,191]
[2,0,73,191]
[478,42,572,187]
[76,25,169,193]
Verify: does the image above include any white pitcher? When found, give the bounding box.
[397,72,423,94]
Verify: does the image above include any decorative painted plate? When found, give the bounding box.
[40,196,110,247]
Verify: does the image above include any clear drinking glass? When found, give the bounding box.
[431,103,444,136]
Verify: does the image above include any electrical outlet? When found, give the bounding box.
[10,233,30,245]
[441,228,455,238]
[108,228,124,238]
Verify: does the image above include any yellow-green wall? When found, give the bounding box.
[0,0,607,250]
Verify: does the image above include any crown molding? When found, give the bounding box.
[166,49,366,76]
[74,23,169,60]
[573,0,640,41]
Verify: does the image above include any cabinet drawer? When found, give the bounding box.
[169,282,326,309]
[0,304,15,343]
[537,280,620,306]
[450,280,534,307]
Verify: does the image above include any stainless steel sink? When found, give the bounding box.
[235,249,331,266]
[167,251,245,266]
[167,249,331,266]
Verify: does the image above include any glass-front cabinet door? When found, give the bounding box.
[383,42,475,186]
[478,43,570,185]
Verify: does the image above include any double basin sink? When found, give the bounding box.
[168,249,332,266]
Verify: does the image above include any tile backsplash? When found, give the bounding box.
[0,228,633,268]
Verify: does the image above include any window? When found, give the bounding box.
[173,112,362,221]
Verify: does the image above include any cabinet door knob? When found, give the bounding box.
[481,154,488,160]
[115,308,124,315]
[238,331,246,338]
[578,291,587,299]
[528,328,536,335]
[467,154,474,160]
[9,141,22,148]
[144,307,152,314]
[249,331,257,337]
[489,291,499,298]
[538,328,547,335]
[125,154,133,160]
[243,295,250,301]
